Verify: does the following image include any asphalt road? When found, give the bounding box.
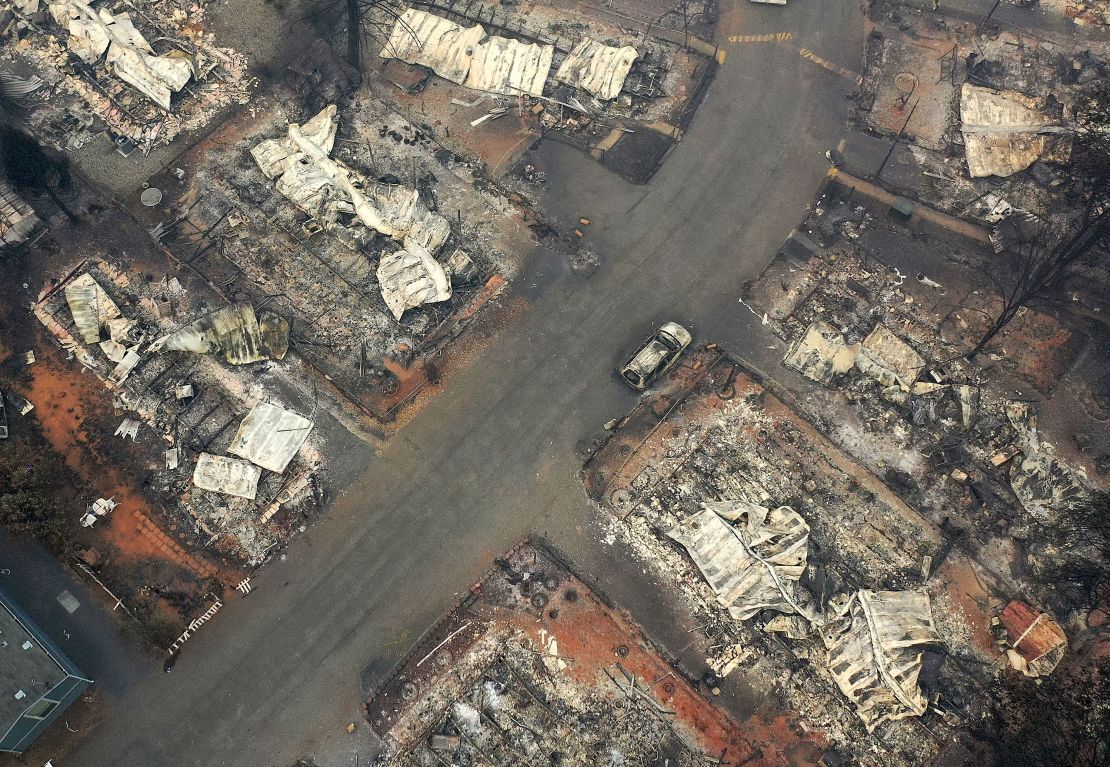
[66,1,864,764]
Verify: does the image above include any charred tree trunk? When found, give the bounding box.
[346,0,362,71]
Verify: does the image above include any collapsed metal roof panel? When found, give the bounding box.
[783,321,857,385]
[251,106,451,255]
[192,453,262,500]
[856,324,924,390]
[228,402,313,474]
[555,38,639,101]
[960,83,1069,178]
[49,1,193,110]
[377,240,452,321]
[382,8,483,85]
[465,35,553,97]
[667,501,811,621]
[63,273,121,344]
[0,180,41,248]
[149,304,288,365]
[821,590,941,732]
[381,9,553,97]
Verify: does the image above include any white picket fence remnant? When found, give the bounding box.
[167,599,223,654]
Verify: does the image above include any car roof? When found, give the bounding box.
[659,322,691,345]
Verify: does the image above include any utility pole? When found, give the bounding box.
[876,99,918,180]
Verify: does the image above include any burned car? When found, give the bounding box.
[618,322,692,390]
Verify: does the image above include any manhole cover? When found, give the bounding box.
[140,187,163,207]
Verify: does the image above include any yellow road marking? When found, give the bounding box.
[727,31,793,43]
[798,48,862,84]
[716,49,727,64]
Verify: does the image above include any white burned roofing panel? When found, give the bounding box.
[377,241,452,321]
[49,1,192,110]
[856,324,924,391]
[783,321,857,386]
[0,179,41,247]
[960,83,1068,178]
[820,590,941,732]
[228,402,313,474]
[192,453,262,500]
[382,8,483,85]
[555,39,638,101]
[251,106,451,255]
[465,35,553,97]
[667,501,811,621]
[64,273,121,344]
[149,304,288,365]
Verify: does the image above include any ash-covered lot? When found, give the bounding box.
[365,541,823,767]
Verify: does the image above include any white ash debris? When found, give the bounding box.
[757,246,1088,534]
[33,257,324,565]
[251,105,455,321]
[7,0,252,150]
[382,622,713,767]
[450,701,482,736]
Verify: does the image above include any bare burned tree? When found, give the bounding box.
[1030,490,1110,629]
[1068,79,1110,210]
[976,656,1110,767]
[0,126,79,222]
[307,0,417,71]
[967,80,1110,359]
[967,209,1109,359]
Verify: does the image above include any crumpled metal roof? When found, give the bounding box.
[820,590,941,732]
[555,38,638,101]
[228,402,313,474]
[148,303,289,365]
[0,179,40,248]
[251,105,451,254]
[49,0,192,110]
[465,35,553,97]
[381,9,553,97]
[856,324,924,390]
[783,321,857,385]
[377,240,452,321]
[382,9,482,85]
[192,453,262,500]
[960,83,1069,178]
[784,321,924,391]
[668,501,811,621]
[64,273,122,344]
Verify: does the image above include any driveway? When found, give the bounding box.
[65,1,865,764]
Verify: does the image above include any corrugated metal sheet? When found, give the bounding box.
[382,9,483,85]
[856,324,924,390]
[377,240,452,321]
[192,453,262,500]
[63,273,121,344]
[960,84,1069,178]
[0,180,40,248]
[667,501,811,621]
[465,35,552,97]
[49,1,192,110]
[820,590,940,732]
[251,106,451,256]
[149,304,288,365]
[555,38,638,101]
[382,9,553,97]
[228,402,313,474]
